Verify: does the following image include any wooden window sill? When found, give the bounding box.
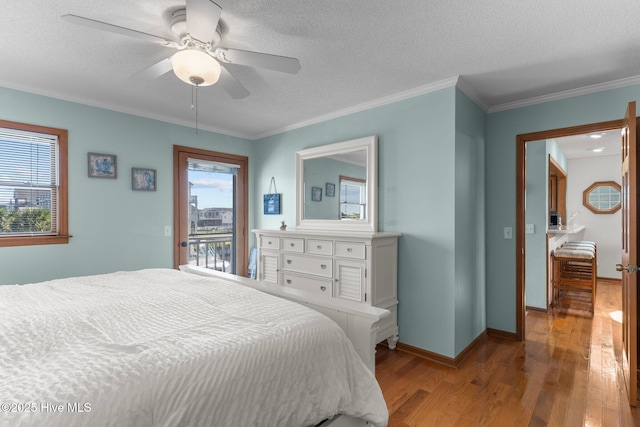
[0,235,72,247]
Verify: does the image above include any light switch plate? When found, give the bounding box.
[525,224,535,234]
[164,226,172,237]
[504,227,513,239]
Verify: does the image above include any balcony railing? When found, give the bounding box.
[188,233,234,273]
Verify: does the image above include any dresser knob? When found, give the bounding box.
[287,260,292,264]
[317,245,322,249]
[286,279,292,284]
[290,243,294,247]
[320,264,327,269]
[320,286,326,292]
[347,248,353,252]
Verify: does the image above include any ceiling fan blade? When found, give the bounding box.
[132,58,173,80]
[186,0,222,43]
[215,48,301,74]
[62,14,175,46]
[218,65,250,99]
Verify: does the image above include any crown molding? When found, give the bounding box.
[253,77,460,140]
[0,80,251,140]
[455,77,489,112]
[8,72,640,141]
[488,75,640,113]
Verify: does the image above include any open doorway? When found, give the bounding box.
[173,145,248,275]
[524,129,622,313]
[517,104,640,408]
[515,119,622,339]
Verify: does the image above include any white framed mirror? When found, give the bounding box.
[296,135,378,232]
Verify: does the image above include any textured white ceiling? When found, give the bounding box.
[2,1,640,139]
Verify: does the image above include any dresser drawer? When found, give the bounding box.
[283,273,332,297]
[282,237,304,253]
[335,241,366,259]
[306,239,333,256]
[282,254,332,277]
[259,236,280,250]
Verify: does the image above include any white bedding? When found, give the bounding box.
[0,268,388,427]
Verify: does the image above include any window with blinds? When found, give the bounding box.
[339,176,367,220]
[0,120,68,246]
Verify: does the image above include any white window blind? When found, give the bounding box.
[188,159,239,175]
[340,178,366,220]
[0,128,59,236]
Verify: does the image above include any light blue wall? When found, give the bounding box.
[454,89,487,355]
[486,85,640,333]
[0,86,253,285]
[525,139,568,310]
[254,87,486,358]
[524,141,547,309]
[547,139,568,173]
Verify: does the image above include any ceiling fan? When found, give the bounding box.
[62,0,301,99]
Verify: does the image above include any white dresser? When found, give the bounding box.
[253,228,400,348]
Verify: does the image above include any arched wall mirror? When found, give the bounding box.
[582,181,621,214]
[295,135,378,232]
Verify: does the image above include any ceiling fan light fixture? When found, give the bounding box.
[171,49,221,86]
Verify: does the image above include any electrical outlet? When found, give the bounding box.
[525,224,535,234]
[504,227,513,239]
[164,226,172,237]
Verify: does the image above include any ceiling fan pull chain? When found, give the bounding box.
[189,83,199,134]
[195,83,199,134]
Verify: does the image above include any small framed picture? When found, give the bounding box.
[132,167,157,191]
[311,186,322,201]
[263,193,281,215]
[326,183,335,197]
[88,152,117,178]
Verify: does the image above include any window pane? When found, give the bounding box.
[187,158,238,273]
[0,128,58,236]
[0,140,53,186]
[339,177,366,220]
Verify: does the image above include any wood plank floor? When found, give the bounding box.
[375,280,639,426]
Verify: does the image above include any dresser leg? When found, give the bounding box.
[387,334,398,350]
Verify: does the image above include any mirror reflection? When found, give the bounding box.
[303,151,367,220]
[295,135,377,232]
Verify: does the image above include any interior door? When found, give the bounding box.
[173,145,248,275]
[620,101,638,405]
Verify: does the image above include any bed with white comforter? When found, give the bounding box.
[0,268,388,427]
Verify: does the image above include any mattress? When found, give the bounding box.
[0,268,388,427]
